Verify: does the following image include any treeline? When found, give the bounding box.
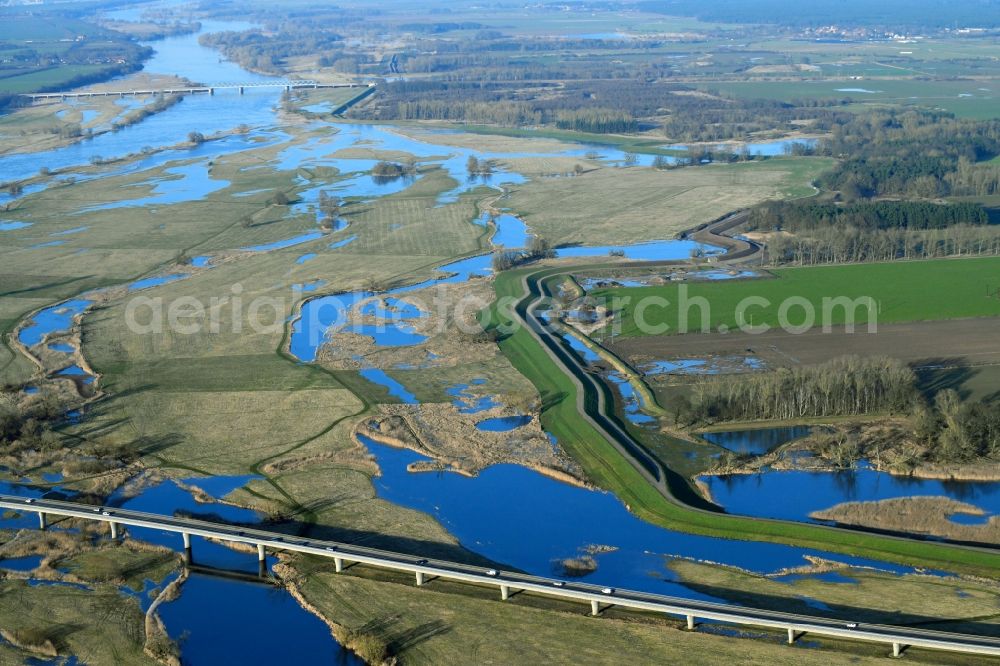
[492,237,554,271]
[915,390,1000,462]
[683,356,918,423]
[389,99,543,126]
[111,93,182,131]
[358,78,848,138]
[748,197,1000,265]
[0,13,152,92]
[102,20,202,41]
[748,200,989,233]
[662,94,848,143]
[397,22,485,34]
[200,29,346,74]
[766,223,1000,264]
[555,109,637,134]
[23,60,149,95]
[815,110,1000,198]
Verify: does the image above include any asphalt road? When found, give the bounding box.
[5,494,1000,658]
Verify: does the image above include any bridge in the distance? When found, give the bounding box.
[21,81,373,102]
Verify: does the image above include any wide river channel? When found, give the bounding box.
[2,6,996,663]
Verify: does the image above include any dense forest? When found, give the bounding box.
[813,111,1000,198]
[749,199,1000,264]
[741,110,1000,264]
[748,200,989,233]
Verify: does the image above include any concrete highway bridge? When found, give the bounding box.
[21,81,373,102]
[4,493,1000,660]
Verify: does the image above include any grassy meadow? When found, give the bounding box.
[593,257,1000,337]
[505,157,832,246]
[289,558,973,665]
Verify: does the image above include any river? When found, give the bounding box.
[3,9,994,664]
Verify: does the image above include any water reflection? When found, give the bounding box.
[703,462,1000,523]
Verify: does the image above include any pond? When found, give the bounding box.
[18,299,93,347]
[158,574,360,666]
[475,415,533,432]
[700,426,812,455]
[701,461,1000,524]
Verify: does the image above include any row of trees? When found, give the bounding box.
[112,93,182,132]
[766,224,1000,265]
[554,109,637,134]
[491,237,554,271]
[683,356,918,423]
[748,200,988,233]
[388,100,543,127]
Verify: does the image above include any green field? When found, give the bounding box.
[487,265,1000,575]
[0,13,146,94]
[593,257,1000,337]
[701,79,1000,119]
[0,65,111,93]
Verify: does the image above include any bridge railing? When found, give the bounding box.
[3,493,1000,659]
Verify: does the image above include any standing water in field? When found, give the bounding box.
[701,462,1000,524]
[5,10,975,661]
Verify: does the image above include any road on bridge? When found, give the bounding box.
[3,493,1000,660]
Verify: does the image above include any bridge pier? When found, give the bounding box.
[210,88,215,96]
[109,522,119,539]
[686,614,696,630]
[591,600,601,616]
[37,512,47,530]
[415,571,426,586]
[500,584,511,601]
[334,557,344,573]
[787,628,799,644]
[238,87,244,95]
[257,544,266,562]
[893,642,905,658]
